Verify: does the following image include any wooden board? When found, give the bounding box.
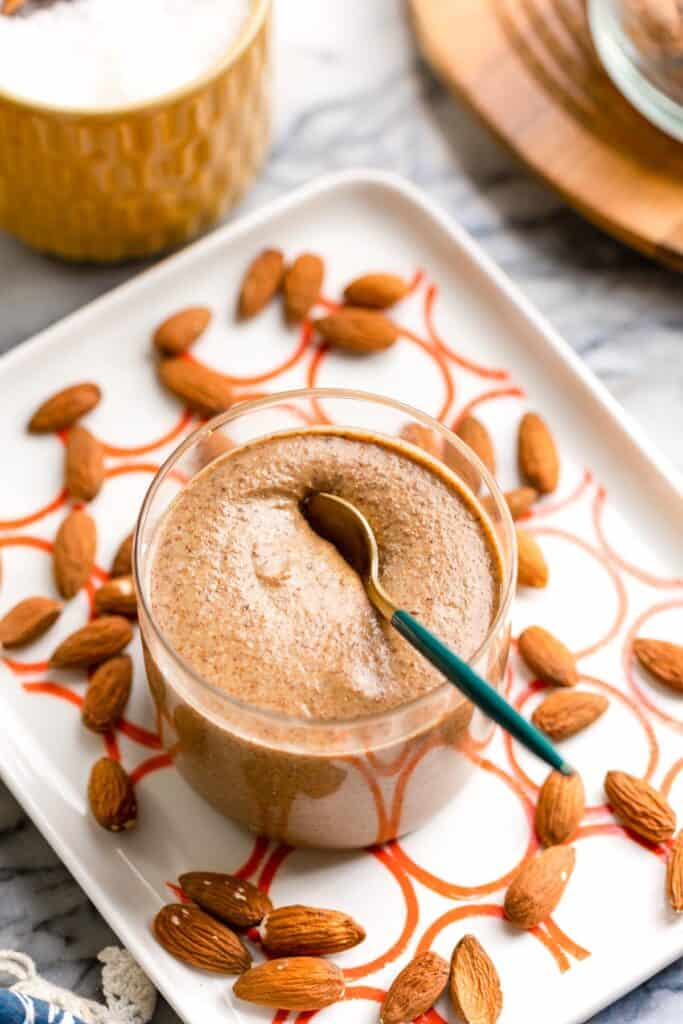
[410,0,683,270]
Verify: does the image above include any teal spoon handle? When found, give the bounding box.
[392,608,573,776]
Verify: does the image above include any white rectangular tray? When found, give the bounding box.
[1,171,682,1024]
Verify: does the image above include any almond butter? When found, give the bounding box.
[516,528,549,588]
[261,905,365,956]
[457,415,496,477]
[535,770,585,847]
[179,871,272,928]
[518,626,577,687]
[53,508,97,599]
[111,532,134,578]
[381,951,449,1024]
[154,903,250,974]
[50,615,132,669]
[158,358,232,418]
[28,382,101,433]
[237,248,285,320]
[233,957,344,1010]
[94,576,137,618]
[343,272,409,309]
[504,846,575,929]
[532,689,609,740]
[666,831,683,912]
[88,757,137,832]
[65,424,105,502]
[153,307,212,356]
[633,638,683,693]
[314,308,398,353]
[399,421,443,459]
[0,596,62,649]
[283,253,324,323]
[604,770,676,843]
[518,411,559,494]
[82,655,133,733]
[449,934,502,1024]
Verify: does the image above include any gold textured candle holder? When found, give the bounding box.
[0,0,270,262]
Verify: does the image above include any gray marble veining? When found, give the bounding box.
[0,2,681,1021]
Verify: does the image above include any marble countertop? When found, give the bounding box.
[0,2,681,1021]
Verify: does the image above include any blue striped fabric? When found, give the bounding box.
[0,990,90,1024]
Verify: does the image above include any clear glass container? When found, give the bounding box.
[134,389,516,849]
[589,0,683,141]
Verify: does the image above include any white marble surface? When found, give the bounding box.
[0,2,682,1021]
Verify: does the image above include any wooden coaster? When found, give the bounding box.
[410,0,683,270]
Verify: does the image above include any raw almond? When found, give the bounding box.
[449,934,502,1024]
[50,615,132,669]
[283,253,324,323]
[179,871,272,928]
[604,770,676,843]
[516,528,549,588]
[65,424,105,502]
[3,0,28,13]
[0,596,62,649]
[261,904,365,956]
[343,272,409,309]
[82,655,133,733]
[237,248,285,320]
[381,951,449,1024]
[153,306,212,356]
[633,638,683,693]
[504,846,575,929]
[155,903,250,974]
[518,626,577,687]
[53,508,97,599]
[158,358,232,418]
[197,431,235,468]
[518,411,559,494]
[88,757,137,831]
[666,831,683,912]
[233,957,344,1010]
[111,532,134,578]
[28,382,101,433]
[94,576,137,618]
[532,689,609,740]
[314,308,398,353]
[399,421,443,459]
[503,486,538,520]
[457,415,496,477]
[535,770,585,847]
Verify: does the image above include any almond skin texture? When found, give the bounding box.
[157,358,232,418]
[518,411,559,494]
[82,655,133,733]
[633,638,683,693]
[155,904,250,974]
[604,771,676,843]
[399,421,443,459]
[381,951,449,1024]
[504,846,575,929]
[535,770,585,847]
[516,528,549,588]
[532,689,609,740]
[233,957,344,1010]
[88,757,137,831]
[237,248,285,320]
[343,272,409,309]
[283,253,324,323]
[53,508,97,599]
[261,905,365,956]
[28,382,101,433]
[153,307,212,355]
[0,596,62,649]
[314,308,398,353]
[65,424,105,502]
[111,532,134,578]
[94,576,137,618]
[518,626,577,687]
[50,615,132,669]
[179,872,272,928]
[450,934,503,1024]
[457,415,496,477]
[666,831,683,912]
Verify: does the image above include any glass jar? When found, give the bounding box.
[134,389,516,849]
